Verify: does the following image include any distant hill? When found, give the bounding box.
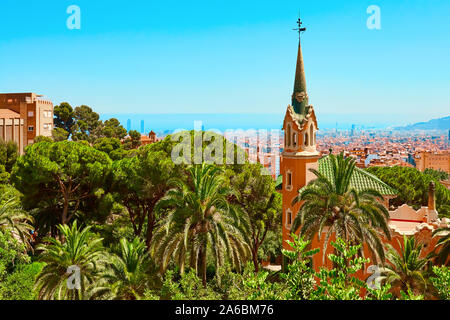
[395,116,450,131]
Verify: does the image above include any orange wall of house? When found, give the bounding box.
[281,156,319,251]
[306,228,442,280]
[281,151,444,280]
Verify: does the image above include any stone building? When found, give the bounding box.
[140,130,160,146]
[0,93,54,154]
[0,109,24,152]
[415,151,450,174]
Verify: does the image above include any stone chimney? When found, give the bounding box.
[428,181,436,211]
[427,181,438,224]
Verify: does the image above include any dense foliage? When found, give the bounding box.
[424,168,449,181]
[379,236,429,298]
[0,230,43,300]
[153,164,251,286]
[366,166,450,216]
[11,141,113,236]
[53,102,128,145]
[226,163,282,271]
[0,107,448,300]
[293,154,391,264]
[0,138,18,184]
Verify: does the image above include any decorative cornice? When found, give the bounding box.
[282,151,320,159]
[285,104,317,132]
[389,222,435,237]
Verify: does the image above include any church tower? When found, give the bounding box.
[281,18,320,250]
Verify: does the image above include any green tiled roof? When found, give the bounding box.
[277,156,397,196]
[317,156,397,196]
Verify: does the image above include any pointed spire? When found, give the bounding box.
[292,17,309,115]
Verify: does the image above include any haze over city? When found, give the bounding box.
[1,0,449,126]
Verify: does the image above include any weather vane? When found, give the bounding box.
[293,16,307,40]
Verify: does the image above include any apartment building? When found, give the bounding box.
[415,151,450,174]
[0,93,54,154]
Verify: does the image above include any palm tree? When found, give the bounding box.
[93,237,159,300]
[292,153,391,264]
[0,187,33,244]
[34,221,105,300]
[152,164,251,287]
[431,226,449,266]
[379,235,429,296]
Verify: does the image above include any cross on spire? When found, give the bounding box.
[293,17,307,40]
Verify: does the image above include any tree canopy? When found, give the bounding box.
[11,141,113,235]
[225,163,282,271]
[366,166,450,217]
[0,139,18,172]
[53,102,127,144]
[0,107,447,301]
[111,136,181,247]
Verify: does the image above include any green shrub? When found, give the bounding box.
[158,269,220,300]
[281,234,318,300]
[222,263,287,300]
[0,262,44,300]
[430,266,450,300]
[312,239,368,300]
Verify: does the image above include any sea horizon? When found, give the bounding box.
[100,113,446,135]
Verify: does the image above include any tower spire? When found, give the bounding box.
[292,17,308,115]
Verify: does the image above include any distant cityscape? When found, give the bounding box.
[1,93,447,181]
[100,113,450,137]
[317,129,449,172]
[129,121,450,181]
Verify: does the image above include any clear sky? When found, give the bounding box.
[0,0,449,124]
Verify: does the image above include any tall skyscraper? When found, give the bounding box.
[127,119,131,132]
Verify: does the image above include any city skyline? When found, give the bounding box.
[100,113,449,133]
[1,0,449,123]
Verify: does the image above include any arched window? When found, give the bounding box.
[305,132,309,146]
[287,172,292,188]
[310,124,314,146]
[286,210,292,228]
[293,132,297,148]
[287,124,291,147]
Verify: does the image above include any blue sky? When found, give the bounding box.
[0,0,449,124]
